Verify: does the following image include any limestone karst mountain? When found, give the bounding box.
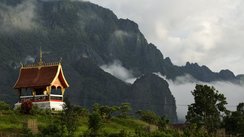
[0,0,241,122]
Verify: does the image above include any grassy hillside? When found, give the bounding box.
[0,109,157,136]
[1,100,243,137]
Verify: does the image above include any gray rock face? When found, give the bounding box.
[130,74,177,122]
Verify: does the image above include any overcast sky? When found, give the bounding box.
[89,0,244,75]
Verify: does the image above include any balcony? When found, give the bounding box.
[19,94,63,102]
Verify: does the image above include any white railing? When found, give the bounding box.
[19,94,63,102]
[50,94,63,101]
[50,94,63,97]
[20,95,48,98]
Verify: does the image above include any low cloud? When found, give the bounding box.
[100,60,137,84]
[111,30,132,44]
[24,55,35,64]
[167,75,244,122]
[82,53,88,58]
[153,73,244,122]
[114,30,130,38]
[174,74,198,84]
[0,0,38,32]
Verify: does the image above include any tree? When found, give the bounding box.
[183,124,210,137]
[0,101,10,111]
[61,98,79,137]
[224,102,244,136]
[119,103,131,118]
[92,103,119,121]
[87,112,103,137]
[237,102,244,112]
[136,110,160,125]
[39,120,67,137]
[39,98,79,137]
[186,84,228,134]
[92,103,101,113]
[99,105,118,120]
[157,116,169,131]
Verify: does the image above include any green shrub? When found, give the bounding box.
[31,105,40,114]
[74,106,89,117]
[88,112,103,133]
[39,120,67,137]
[136,110,160,125]
[157,116,169,131]
[0,101,11,111]
[118,103,131,118]
[20,125,34,137]
[107,129,132,137]
[61,98,80,137]
[183,124,210,137]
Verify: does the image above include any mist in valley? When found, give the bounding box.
[168,75,244,122]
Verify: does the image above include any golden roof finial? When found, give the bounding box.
[39,47,43,66]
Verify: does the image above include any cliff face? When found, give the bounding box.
[0,0,239,82]
[0,0,241,122]
[68,59,178,122]
[130,74,177,122]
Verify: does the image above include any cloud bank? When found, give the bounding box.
[0,0,37,32]
[100,60,137,84]
[162,74,244,122]
[24,55,35,64]
[89,0,244,75]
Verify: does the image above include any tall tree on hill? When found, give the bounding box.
[61,98,79,137]
[186,84,228,134]
[224,102,244,136]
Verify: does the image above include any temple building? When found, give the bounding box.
[13,50,69,110]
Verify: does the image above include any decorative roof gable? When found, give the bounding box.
[14,63,69,89]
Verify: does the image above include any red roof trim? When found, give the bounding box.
[51,64,69,88]
[14,63,69,89]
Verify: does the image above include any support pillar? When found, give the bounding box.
[18,89,22,102]
[61,88,65,101]
[32,90,36,101]
[46,86,51,101]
